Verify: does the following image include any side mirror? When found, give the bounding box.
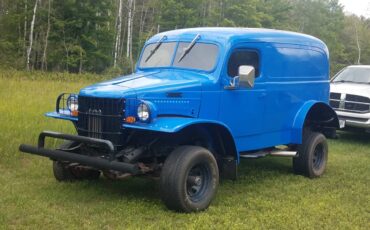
[225,65,256,90]
[238,65,255,88]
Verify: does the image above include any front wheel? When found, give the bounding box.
[53,141,100,181]
[53,161,101,181]
[293,131,328,178]
[160,146,219,212]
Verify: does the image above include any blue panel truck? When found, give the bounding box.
[20,28,339,212]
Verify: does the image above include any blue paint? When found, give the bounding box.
[45,112,78,121]
[46,27,337,160]
[123,117,233,134]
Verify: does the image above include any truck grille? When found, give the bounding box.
[77,96,125,147]
[330,93,370,113]
[330,92,341,100]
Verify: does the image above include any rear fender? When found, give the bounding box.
[292,101,339,143]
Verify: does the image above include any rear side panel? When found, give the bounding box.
[264,44,329,134]
[222,42,330,152]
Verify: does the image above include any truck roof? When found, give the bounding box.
[148,27,328,51]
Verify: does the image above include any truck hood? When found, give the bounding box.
[330,82,370,98]
[79,70,204,98]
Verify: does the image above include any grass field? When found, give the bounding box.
[0,71,369,229]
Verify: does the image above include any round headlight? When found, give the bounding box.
[137,103,150,122]
[67,95,78,112]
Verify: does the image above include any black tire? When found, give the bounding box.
[52,161,101,181]
[53,161,76,181]
[293,131,328,178]
[52,141,100,181]
[71,167,101,180]
[160,146,219,212]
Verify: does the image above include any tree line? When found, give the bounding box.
[0,0,369,75]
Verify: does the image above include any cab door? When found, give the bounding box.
[219,46,266,151]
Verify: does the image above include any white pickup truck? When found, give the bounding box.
[330,65,370,132]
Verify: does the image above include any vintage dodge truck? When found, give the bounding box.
[20,28,339,212]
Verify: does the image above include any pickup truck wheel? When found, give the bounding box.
[160,146,219,212]
[293,131,328,178]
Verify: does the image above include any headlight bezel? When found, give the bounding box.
[136,100,157,123]
[137,102,150,122]
[66,94,79,112]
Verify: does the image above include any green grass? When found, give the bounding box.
[0,72,369,229]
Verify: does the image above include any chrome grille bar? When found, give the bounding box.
[330,93,370,113]
[87,109,102,139]
[77,96,125,147]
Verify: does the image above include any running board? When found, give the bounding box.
[240,150,297,159]
[270,150,297,157]
[239,151,268,159]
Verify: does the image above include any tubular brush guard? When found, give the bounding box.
[19,131,140,174]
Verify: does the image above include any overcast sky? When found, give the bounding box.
[339,0,370,18]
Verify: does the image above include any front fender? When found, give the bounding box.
[45,112,78,122]
[123,117,233,134]
[123,117,239,163]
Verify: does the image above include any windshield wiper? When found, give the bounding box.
[177,34,201,63]
[145,35,167,63]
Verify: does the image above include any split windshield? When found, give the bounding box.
[139,42,218,71]
[333,67,370,84]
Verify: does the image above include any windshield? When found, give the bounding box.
[139,42,176,68]
[333,67,370,84]
[138,42,218,71]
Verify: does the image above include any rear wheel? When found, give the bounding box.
[293,131,328,178]
[160,146,219,212]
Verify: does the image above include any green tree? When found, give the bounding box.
[49,0,115,73]
[0,0,369,74]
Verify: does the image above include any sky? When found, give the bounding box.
[339,0,370,18]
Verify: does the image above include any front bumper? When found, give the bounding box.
[335,110,370,129]
[19,131,139,174]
